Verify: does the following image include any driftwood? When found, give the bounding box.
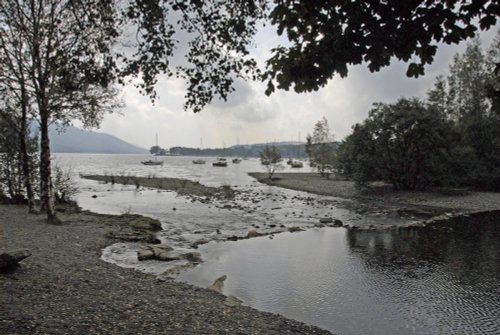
[0,249,31,270]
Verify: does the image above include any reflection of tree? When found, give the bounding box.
[346,213,500,282]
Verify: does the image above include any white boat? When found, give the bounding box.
[213,158,228,167]
[193,159,206,164]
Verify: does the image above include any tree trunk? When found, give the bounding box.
[19,90,35,212]
[39,113,58,223]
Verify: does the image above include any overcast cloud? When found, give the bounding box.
[94,24,499,150]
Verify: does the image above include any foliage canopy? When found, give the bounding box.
[264,0,499,95]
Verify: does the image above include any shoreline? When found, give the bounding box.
[0,204,331,335]
[248,172,500,215]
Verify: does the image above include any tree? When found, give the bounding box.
[0,115,39,203]
[0,0,120,223]
[86,0,266,112]
[485,30,500,115]
[337,99,456,190]
[259,145,283,179]
[150,146,161,155]
[305,117,336,178]
[0,6,37,211]
[264,0,499,95]
[426,34,500,190]
[52,166,78,203]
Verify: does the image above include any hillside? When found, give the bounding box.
[169,142,307,158]
[49,126,147,154]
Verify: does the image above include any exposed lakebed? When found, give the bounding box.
[56,154,500,334]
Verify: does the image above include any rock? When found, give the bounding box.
[181,252,202,263]
[190,239,209,249]
[107,231,160,244]
[91,195,97,198]
[0,249,31,270]
[156,252,179,261]
[137,248,155,261]
[319,217,333,224]
[224,295,242,307]
[288,227,304,233]
[246,230,261,238]
[333,219,343,227]
[208,275,227,293]
[223,204,232,209]
[137,245,174,261]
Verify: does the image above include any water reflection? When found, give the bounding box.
[347,220,500,282]
[178,219,500,335]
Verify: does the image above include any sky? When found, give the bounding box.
[93,22,499,150]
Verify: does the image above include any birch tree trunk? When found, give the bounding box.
[19,82,35,212]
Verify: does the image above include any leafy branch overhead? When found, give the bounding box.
[264,0,499,95]
[63,1,500,111]
[110,0,267,112]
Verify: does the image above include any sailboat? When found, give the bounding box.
[193,138,206,164]
[142,133,164,166]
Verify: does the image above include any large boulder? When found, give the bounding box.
[0,249,31,271]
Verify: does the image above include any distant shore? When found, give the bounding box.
[249,172,500,214]
[0,204,330,335]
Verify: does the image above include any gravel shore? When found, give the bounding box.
[0,204,331,335]
[249,172,500,213]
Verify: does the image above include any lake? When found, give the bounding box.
[56,153,500,335]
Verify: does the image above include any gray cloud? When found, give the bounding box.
[95,25,499,149]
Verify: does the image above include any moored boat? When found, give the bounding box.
[213,158,228,167]
[193,159,206,164]
[141,160,163,166]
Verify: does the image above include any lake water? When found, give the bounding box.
[56,153,500,335]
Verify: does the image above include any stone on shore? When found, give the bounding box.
[319,217,333,224]
[0,249,31,270]
[209,275,227,293]
[137,245,174,261]
[225,295,243,307]
[137,246,201,263]
[246,230,261,238]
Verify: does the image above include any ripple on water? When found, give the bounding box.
[177,222,500,335]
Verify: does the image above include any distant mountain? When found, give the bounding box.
[48,126,147,154]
